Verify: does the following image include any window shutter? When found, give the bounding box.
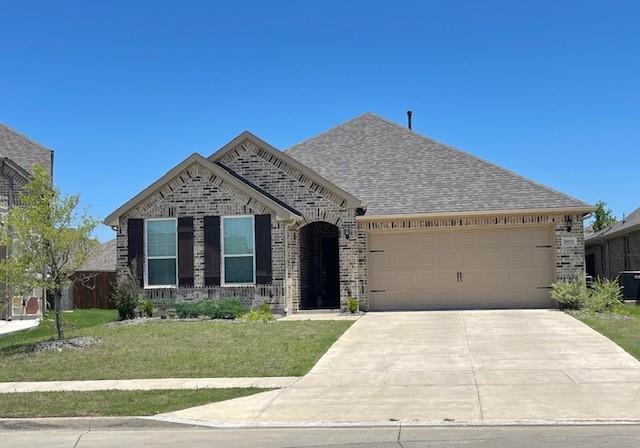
[255,214,272,284]
[178,217,194,287]
[127,219,144,287]
[204,216,221,286]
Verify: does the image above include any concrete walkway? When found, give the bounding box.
[0,319,39,336]
[0,377,299,393]
[157,310,640,426]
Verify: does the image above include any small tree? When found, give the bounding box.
[592,200,616,232]
[0,166,98,340]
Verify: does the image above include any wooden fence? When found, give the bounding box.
[72,272,116,309]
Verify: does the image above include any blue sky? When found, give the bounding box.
[2,1,638,242]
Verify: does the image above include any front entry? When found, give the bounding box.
[300,221,340,309]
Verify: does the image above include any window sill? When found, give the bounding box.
[144,285,178,289]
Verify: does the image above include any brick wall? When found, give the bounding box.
[117,161,287,310]
[219,140,362,311]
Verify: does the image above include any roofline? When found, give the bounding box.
[0,123,54,155]
[208,131,363,208]
[104,153,302,226]
[356,206,594,222]
[585,221,640,244]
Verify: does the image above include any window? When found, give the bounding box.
[222,215,255,285]
[145,218,178,287]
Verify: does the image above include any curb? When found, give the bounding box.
[2,416,640,431]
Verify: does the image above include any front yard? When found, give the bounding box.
[572,303,640,360]
[0,310,352,381]
[0,388,267,418]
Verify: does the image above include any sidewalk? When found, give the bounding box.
[0,319,39,336]
[0,377,299,393]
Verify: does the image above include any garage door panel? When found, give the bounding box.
[369,226,555,310]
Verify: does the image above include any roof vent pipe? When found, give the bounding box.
[407,110,413,130]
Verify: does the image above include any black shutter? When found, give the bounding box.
[255,214,272,284]
[177,217,194,287]
[127,219,144,287]
[204,216,221,286]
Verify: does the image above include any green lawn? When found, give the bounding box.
[573,303,640,360]
[0,388,266,417]
[0,312,352,381]
[0,309,118,350]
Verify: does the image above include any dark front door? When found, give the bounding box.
[320,237,340,308]
[300,222,340,309]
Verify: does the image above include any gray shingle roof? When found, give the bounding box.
[586,206,640,243]
[287,113,589,215]
[0,124,53,175]
[77,239,116,272]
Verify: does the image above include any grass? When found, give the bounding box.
[0,312,352,381]
[0,309,118,350]
[572,303,640,360]
[0,388,266,417]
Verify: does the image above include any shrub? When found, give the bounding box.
[239,302,275,322]
[346,297,359,314]
[140,298,154,318]
[216,298,246,319]
[175,301,201,319]
[551,274,589,310]
[199,300,219,319]
[174,298,246,320]
[112,268,143,320]
[584,277,623,313]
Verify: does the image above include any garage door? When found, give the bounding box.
[368,226,555,310]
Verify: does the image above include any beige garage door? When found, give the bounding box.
[368,226,555,310]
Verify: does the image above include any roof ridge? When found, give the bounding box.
[293,112,589,208]
[285,112,377,153]
[0,123,53,154]
[371,115,591,208]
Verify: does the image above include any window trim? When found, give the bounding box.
[144,217,178,289]
[221,215,256,287]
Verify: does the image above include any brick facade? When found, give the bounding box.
[114,137,586,313]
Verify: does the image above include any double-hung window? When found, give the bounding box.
[222,215,255,285]
[145,218,178,287]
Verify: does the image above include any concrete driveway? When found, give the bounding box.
[159,310,640,425]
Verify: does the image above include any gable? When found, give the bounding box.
[209,131,362,209]
[287,113,592,216]
[104,154,301,226]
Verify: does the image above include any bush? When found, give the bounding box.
[551,274,589,310]
[174,298,246,320]
[239,302,275,322]
[346,297,359,314]
[175,301,202,319]
[112,268,143,320]
[216,298,246,319]
[584,277,623,313]
[140,298,154,318]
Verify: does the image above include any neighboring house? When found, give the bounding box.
[105,113,591,312]
[585,206,640,280]
[70,239,117,309]
[0,124,54,319]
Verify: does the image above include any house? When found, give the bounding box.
[105,113,591,312]
[70,239,117,309]
[585,206,640,280]
[0,124,54,319]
